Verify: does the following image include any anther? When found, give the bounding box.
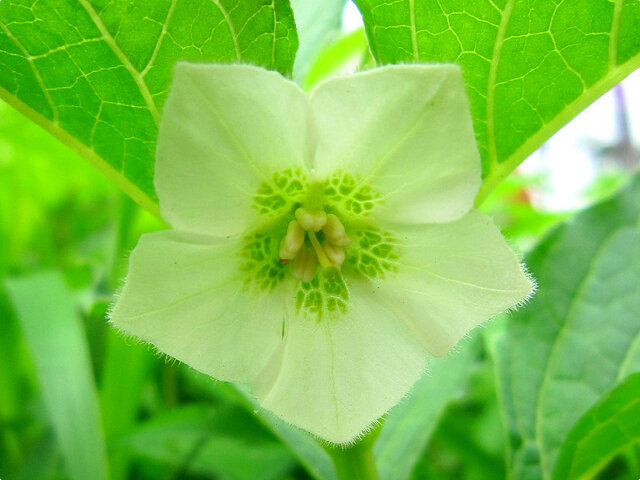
[323,213,351,246]
[290,246,317,282]
[279,220,305,260]
[323,242,346,268]
[295,208,327,232]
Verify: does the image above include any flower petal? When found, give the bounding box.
[374,210,533,356]
[156,63,314,236]
[109,230,287,381]
[310,64,480,224]
[252,281,427,444]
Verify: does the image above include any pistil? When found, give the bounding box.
[308,231,334,269]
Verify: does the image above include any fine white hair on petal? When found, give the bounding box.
[110,61,535,444]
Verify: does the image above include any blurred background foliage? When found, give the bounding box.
[1,1,640,480]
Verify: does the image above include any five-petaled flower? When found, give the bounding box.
[110,62,533,443]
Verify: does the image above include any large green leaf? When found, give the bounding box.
[374,337,478,480]
[5,272,109,480]
[492,175,640,480]
[353,0,640,202]
[0,0,298,216]
[553,372,640,480]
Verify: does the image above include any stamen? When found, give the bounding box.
[323,242,346,268]
[290,246,317,282]
[281,209,351,280]
[295,208,327,232]
[323,213,351,246]
[279,220,305,260]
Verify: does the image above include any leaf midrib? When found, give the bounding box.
[475,50,640,205]
[141,0,178,76]
[0,22,58,123]
[0,85,162,219]
[485,0,513,172]
[77,0,161,124]
[572,394,640,480]
[209,0,243,60]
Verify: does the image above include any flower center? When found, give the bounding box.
[279,208,351,282]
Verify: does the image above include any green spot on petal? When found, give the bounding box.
[242,230,287,292]
[296,270,349,321]
[348,228,400,279]
[253,168,307,216]
[324,171,381,216]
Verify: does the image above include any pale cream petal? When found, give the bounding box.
[156,63,314,236]
[110,230,289,381]
[375,210,533,356]
[310,64,481,224]
[252,280,427,444]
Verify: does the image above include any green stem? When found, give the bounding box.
[108,194,139,288]
[324,426,381,480]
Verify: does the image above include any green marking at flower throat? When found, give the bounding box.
[243,168,398,320]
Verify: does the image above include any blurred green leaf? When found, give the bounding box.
[553,372,640,480]
[492,175,640,480]
[5,271,109,480]
[18,430,64,480]
[0,286,26,473]
[303,28,369,90]
[479,173,570,252]
[232,383,338,480]
[291,0,347,82]
[100,330,154,480]
[0,0,298,216]
[0,100,116,274]
[353,0,640,202]
[122,404,296,480]
[374,337,478,480]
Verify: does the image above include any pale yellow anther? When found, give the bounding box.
[279,220,305,260]
[295,208,327,232]
[323,242,346,268]
[290,246,317,283]
[323,213,351,246]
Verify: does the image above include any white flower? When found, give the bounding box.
[110,62,533,443]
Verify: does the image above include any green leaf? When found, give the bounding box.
[4,272,109,480]
[0,287,25,473]
[553,372,640,480]
[492,175,640,480]
[353,0,640,202]
[180,376,337,480]
[291,0,347,81]
[0,0,298,216]
[374,337,478,480]
[100,328,154,480]
[121,404,296,480]
[232,383,338,480]
[303,28,370,90]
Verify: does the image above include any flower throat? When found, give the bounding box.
[279,208,351,282]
